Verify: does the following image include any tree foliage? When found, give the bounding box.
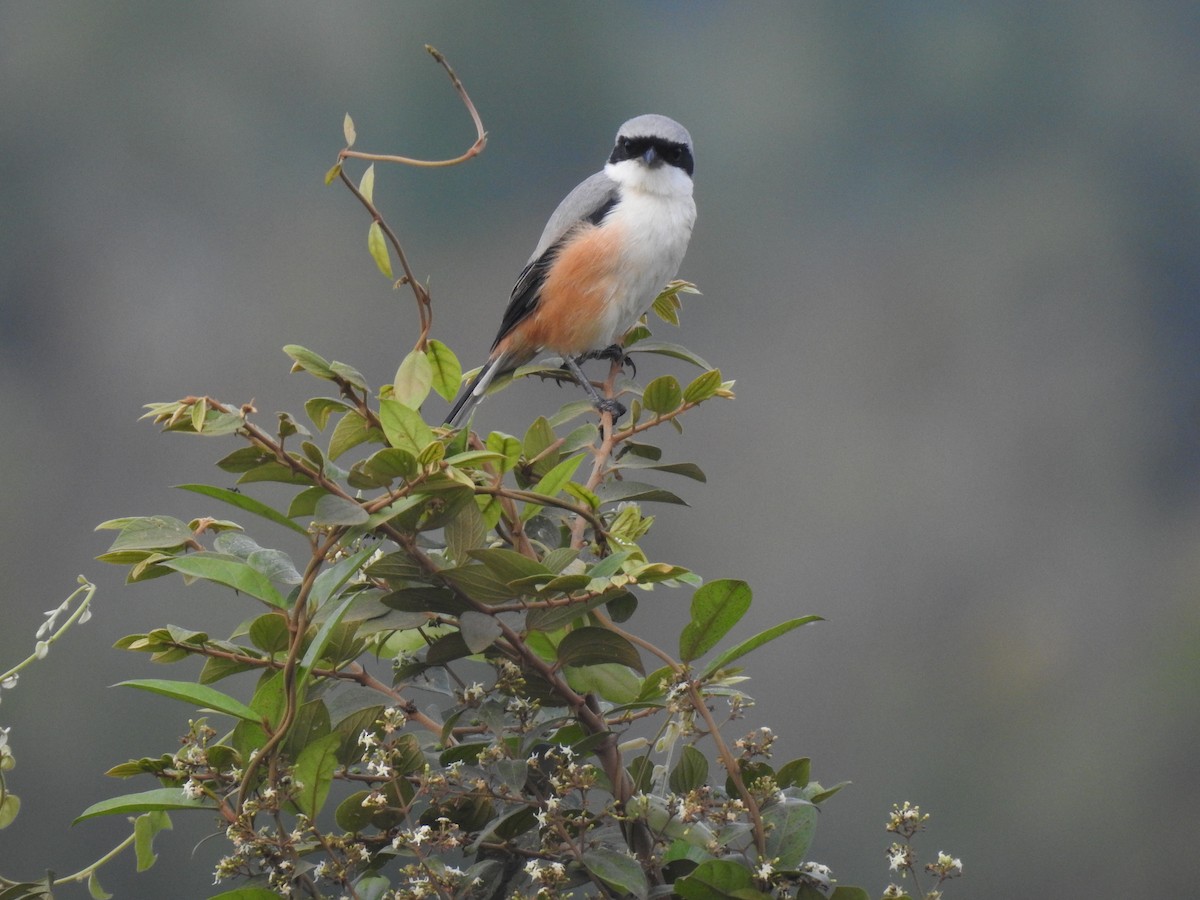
[0,48,962,900]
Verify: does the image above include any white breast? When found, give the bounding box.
[599,170,697,345]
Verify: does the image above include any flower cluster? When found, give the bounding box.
[882,803,963,899]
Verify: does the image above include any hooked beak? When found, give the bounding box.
[641,145,661,167]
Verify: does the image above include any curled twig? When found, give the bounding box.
[334,45,487,350]
[339,45,487,169]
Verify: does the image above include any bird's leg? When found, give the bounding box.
[563,356,626,420]
[579,343,636,377]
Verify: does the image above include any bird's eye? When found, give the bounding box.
[666,146,682,162]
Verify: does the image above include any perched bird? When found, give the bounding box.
[445,114,696,427]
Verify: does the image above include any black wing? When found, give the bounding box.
[489,180,620,351]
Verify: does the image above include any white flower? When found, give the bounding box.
[2,674,19,689]
[181,778,205,799]
[34,641,49,660]
[756,861,775,879]
[358,729,379,748]
[366,759,393,778]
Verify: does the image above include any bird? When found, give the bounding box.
[445,114,696,428]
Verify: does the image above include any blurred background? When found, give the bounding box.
[2,2,1198,895]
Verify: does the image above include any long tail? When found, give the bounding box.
[445,355,505,428]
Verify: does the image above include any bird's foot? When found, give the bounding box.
[594,396,627,420]
[580,344,636,377]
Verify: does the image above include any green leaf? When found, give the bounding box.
[311,545,381,609]
[248,613,290,654]
[233,671,286,757]
[679,579,752,663]
[459,610,502,653]
[288,486,325,519]
[236,460,313,486]
[394,349,434,408]
[627,340,712,369]
[438,565,513,604]
[425,631,473,666]
[587,549,633,580]
[87,870,112,899]
[160,554,287,608]
[133,809,171,872]
[379,398,434,455]
[564,662,641,704]
[359,162,375,202]
[829,888,872,900]
[286,699,332,761]
[444,499,488,564]
[98,515,193,552]
[368,221,392,278]
[557,627,643,674]
[305,397,350,431]
[283,344,336,379]
[74,788,212,824]
[443,449,504,470]
[330,360,369,391]
[701,616,823,679]
[669,746,709,794]
[0,793,20,830]
[323,162,343,186]
[642,375,683,415]
[610,456,706,482]
[349,447,419,489]
[312,493,369,526]
[595,480,687,506]
[329,410,382,460]
[651,289,681,325]
[178,484,311,536]
[485,431,522,473]
[117,679,259,722]
[209,889,284,900]
[425,339,462,403]
[582,848,649,900]
[560,422,599,454]
[292,733,341,819]
[809,780,850,804]
[215,446,273,473]
[763,796,817,868]
[468,548,552,584]
[335,791,375,832]
[383,586,470,615]
[674,859,767,900]
[522,452,585,520]
[526,592,609,632]
[777,757,811,789]
[522,416,556,475]
[683,369,723,404]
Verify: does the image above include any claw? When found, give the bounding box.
[595,397,627,420]
[582,344,636,377]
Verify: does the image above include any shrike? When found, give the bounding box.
[445,114,696,428]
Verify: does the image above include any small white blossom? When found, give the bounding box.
[366,759,393,778]
[34,641,49,660]
[181,778,204,799]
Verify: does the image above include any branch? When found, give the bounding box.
[339,45,487,169]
